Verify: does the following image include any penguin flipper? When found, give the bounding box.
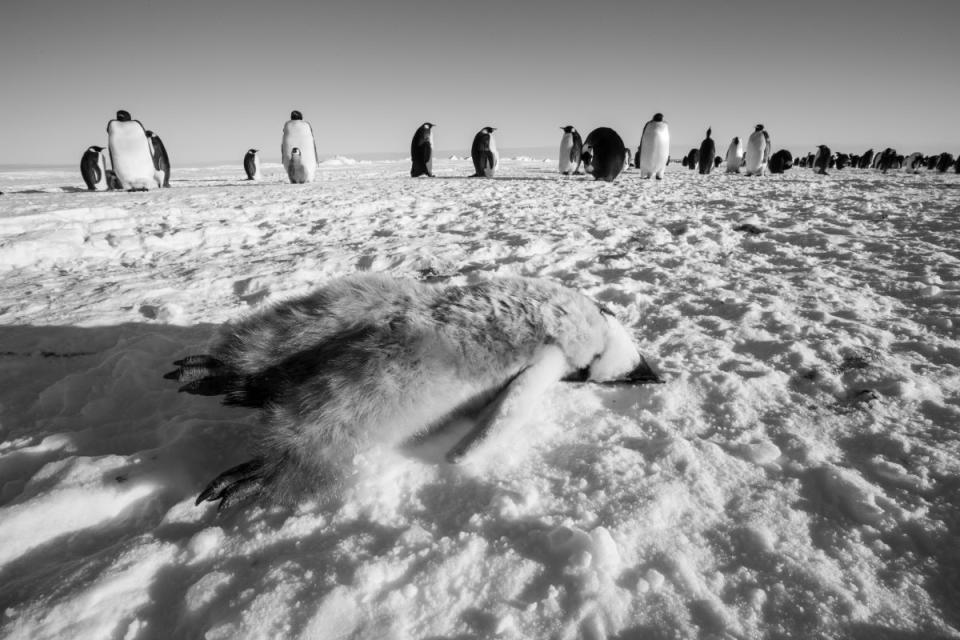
[446,346,566,463]
[196,457,268,510]
[483,152,496,176]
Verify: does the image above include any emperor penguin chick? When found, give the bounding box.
[166,273,660,510]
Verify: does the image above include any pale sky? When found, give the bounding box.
[1,0,958,165]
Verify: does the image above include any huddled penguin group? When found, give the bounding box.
[102,110,168,190]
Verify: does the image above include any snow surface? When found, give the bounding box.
[1,159,959,639]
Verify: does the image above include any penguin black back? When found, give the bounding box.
[410,122,435,177]
[697,128,715,174]
[146,131,171,187]
[244,149,259,180]
[471,127,498,177]
[80,146,105,190]
[936,152,955,173]
[768,149,793,174]
[581,127,626,182]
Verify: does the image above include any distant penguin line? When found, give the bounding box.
[72,109,956,191]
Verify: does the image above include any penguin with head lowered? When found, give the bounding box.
[581,128,626,182]
[768,149,793,173]
[471,127,499,178]
[410,122,435,177]
[558,126,583,175]
[244,149,261,180]
[145,131,171,187]
[697,128,715,174]
[80,145,108,191]
[724,137,743,173]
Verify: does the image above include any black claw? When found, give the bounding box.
[179,376,232,396]
[196,458,267,508]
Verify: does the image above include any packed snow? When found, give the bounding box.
[1,159,959,639]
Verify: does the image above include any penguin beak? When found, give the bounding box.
[602,356,664,386]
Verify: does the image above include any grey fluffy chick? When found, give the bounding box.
[165,273,660,510]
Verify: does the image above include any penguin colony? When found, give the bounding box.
[62,109,956,511]
[74,108,960,190]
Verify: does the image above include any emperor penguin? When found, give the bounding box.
[858,149,875,169]
[164,273,662,510]
[813,145,831,174]
[80,145,108,191]
[287,148,310,184]
[145,131,171,187]
[697,128,716,174]
[878,148,898,173]
[768,149,793,173]
[637,113,669,179]
[903,152,923,173]
[558,126,583,175]
[684,148,699,170]
[743,124,769,176]
[281,110,318,183]
[410,122,435,177]
[936,152,956,173]
[925,155,939,171]
[725,137,743,173]
[243,149,261,180]
[835,153,850,170]
[470,127,499,178]
[106,110,163,190]
[581,127,627,182]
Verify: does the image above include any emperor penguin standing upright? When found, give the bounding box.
[281,110,318,183]
[106,110,163,190]
[471,127,499,178]
[697,128,716,174]
[145,131,171,187]
[637,113,669,179]
[244,149,261,180]
[558,126,583,175]
[724,138,743,173]
[80,145,108,191]
[410,122,435,177]
[744,124,769,176]
[813,145,831,175]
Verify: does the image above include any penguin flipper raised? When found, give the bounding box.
[446,345,567,463]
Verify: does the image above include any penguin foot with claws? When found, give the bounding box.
[196,458,268,511]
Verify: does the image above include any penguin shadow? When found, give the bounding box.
[14,186,90,194]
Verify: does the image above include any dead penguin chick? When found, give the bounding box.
[165,273,660,510]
